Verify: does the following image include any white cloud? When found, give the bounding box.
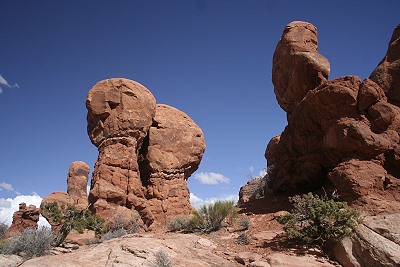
[0,74,19,93]
[0,182,14,191]
[0,194,50,228]
[193,172,230,185]
[190,192,238,209]
[0,182,21,196]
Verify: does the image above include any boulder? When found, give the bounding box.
[5,203,40,238]
[87,78,156,227]
[272,21,330,116]
[139,104,205,225]
[330,221,400,267]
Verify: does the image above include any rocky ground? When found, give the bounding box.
[0,201,340,267]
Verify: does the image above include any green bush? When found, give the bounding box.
[41,202,106,245]
[191,200,236,232]
[276,192,361,247]
[1,227,53,259]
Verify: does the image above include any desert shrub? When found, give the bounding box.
[191,200,236,232]
[99,213,141,242]
[2,227,53,258]
[0,222,9,239]
[101,228,128,241]
[41,202,106,245]
[276,192,361,247]
[168,216,191,232]
[151,249,172,267]
[238,217,251,230]
[237,231,251,245]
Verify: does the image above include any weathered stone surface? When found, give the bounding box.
[67,161,90,211]
[263,22,400,215]
[0,254,24,267]
[370,24,400,106]
[5,203,40,238]
[328,160,400,214]
[19,233,237,267]
[330,223,400,267]
[64,229,96,246]
[238,177,265,205]
[363,213,400,246]
[272,21,330,116]
[140,104,205,225]
[87,78,156,227]
[266,252,335,267]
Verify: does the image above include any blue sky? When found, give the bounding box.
[0,1,399,221]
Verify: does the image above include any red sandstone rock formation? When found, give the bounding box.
[263,22,400,215]
[272,21,330,116]
[87,78,156,227]
[67,161,90,210]
[86,79,205,228]
[139,104,205,225]
[5,203,40,238]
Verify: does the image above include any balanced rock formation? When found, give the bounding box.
[263,21,400,215]
[5,203,40,238]
[87,78,156,228]
[272,21,330,116]
[139,104,206,225]
[87,78,205,228]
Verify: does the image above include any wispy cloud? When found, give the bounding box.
[0,182,20,195]
[193,172,230,185]
[0,74,19,94]
[190,192,238,209]
[0,194,50,228]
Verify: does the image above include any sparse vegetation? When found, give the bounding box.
[191,200,236,232]
[41,202,106,245]
[1,227,53,259]
[236,230,252,245]
[151,249,173,267]
[276,192,361,248]
[168,216,192,232]
[100,212,141,241]
[168,200,236,233]
[247,165,276,200]
[238,217,251,230]
[0,222,9,239]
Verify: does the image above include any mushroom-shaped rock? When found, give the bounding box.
[370,24,400,106]
[67,161,90,211]
[139,104,206,225]
[272,21,330,116]
[87,78,156,227]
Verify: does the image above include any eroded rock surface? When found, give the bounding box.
[264,22,400,214]
[86,79,205,228]
[139,104,205,225]
[67,161,90,210]
[272,21,330,116]
[5,203,40,238]
[87,78,156,228]
[19,233,236,267]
